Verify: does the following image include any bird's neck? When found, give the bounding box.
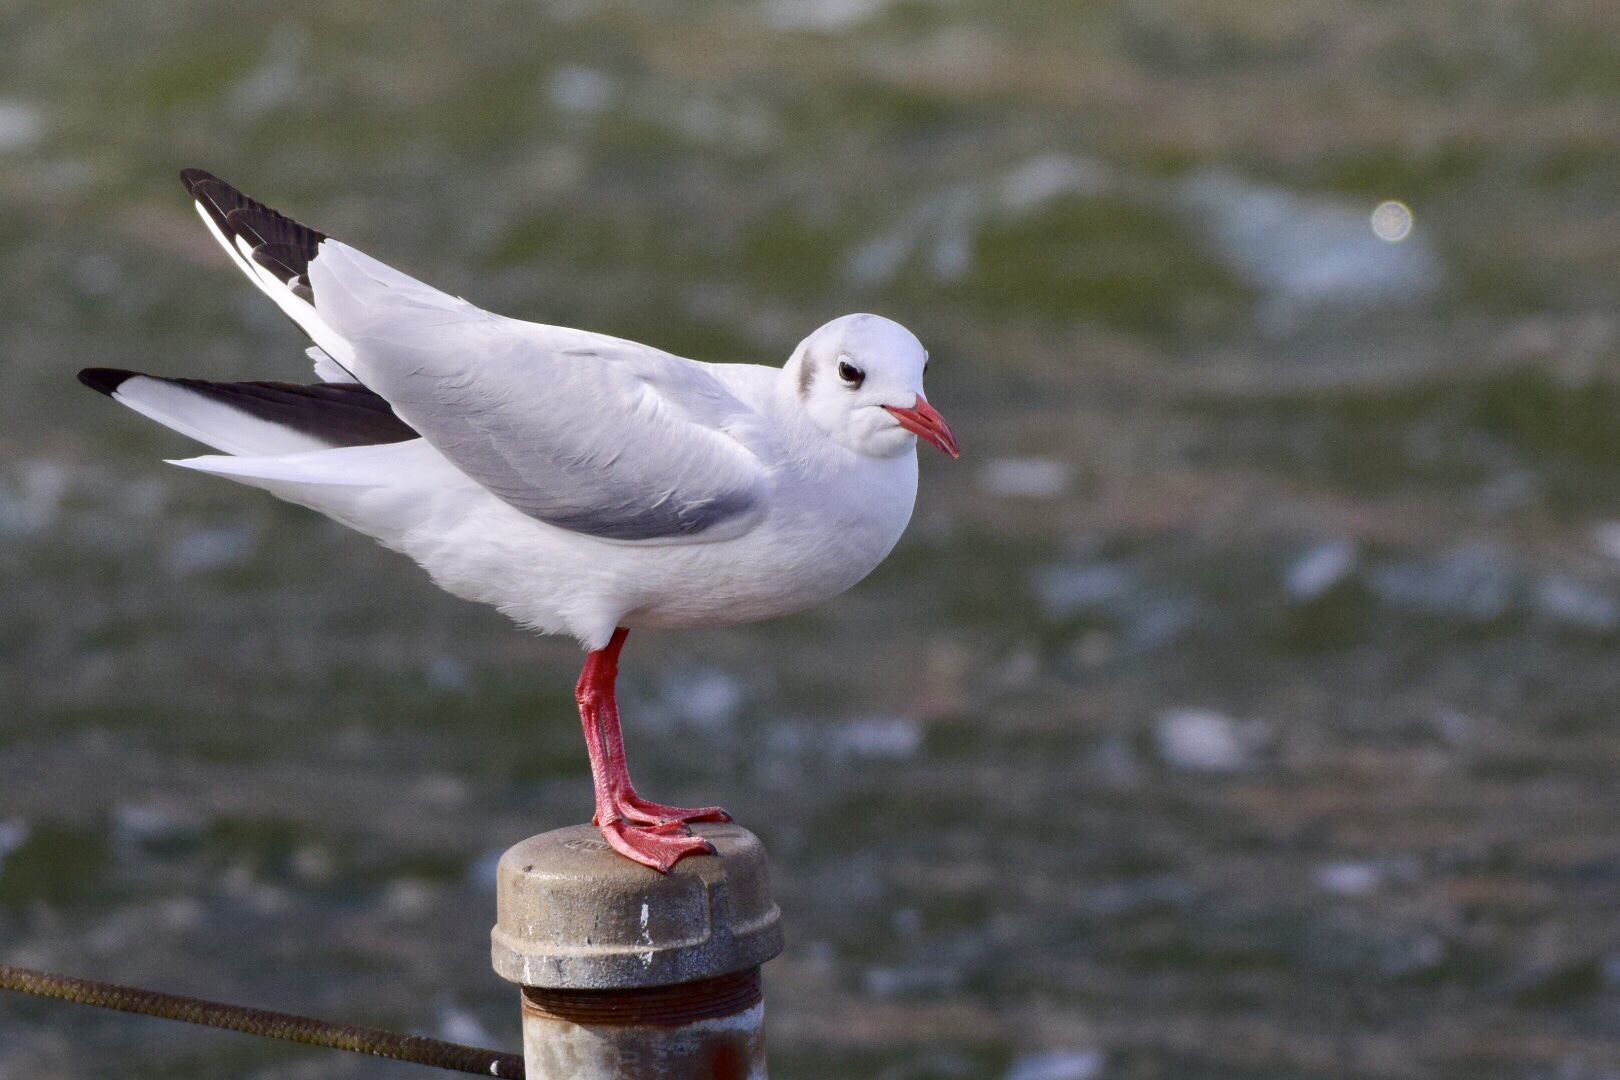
[769,361,852,475]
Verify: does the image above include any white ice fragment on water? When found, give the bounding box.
[1381,932,1445,978]
[438,1003,496,1048]
[0,460,69,536]
[426,654,469,690]
[1591,522,1620,563]
[1004,1049,1106,1080]
[230,23,309,118]
[419,773,469,807]
[1430,706,1477,748]
[761,0,892,32]
[1366,547,1514,622]
[164,524,259,576]
[1154,708,1252,772]
[634,88,778,150]
[845,186,981,287]
[978,457,1073,499]
[73,254,122,298]
[1474,469,1541,517]
[1315,861,1382,897]
[862,964,960,998]
[834,717,922,759]
[1285,540,1358,601]
[661,667,745,732]
[999,154,1108,212]
[112,802,205,852]
[0,100,44,152]
[1031,562,1130,619]
[467,848,504,890]
[549,65,617,115]
[1178,169,1442,331]
[0,818,30,877]
[1533,574,1620,633]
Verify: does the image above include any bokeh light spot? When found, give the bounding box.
[1371,200,1414,242]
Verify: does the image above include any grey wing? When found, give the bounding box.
[305,242,771,543]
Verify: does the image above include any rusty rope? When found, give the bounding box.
[0,964,524,1078]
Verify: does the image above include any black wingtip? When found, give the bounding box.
[180,167,221,197]
[78,367,138,396]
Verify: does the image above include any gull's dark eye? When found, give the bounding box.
[837,360,865,387]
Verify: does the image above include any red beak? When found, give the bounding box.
[884,396,960,458]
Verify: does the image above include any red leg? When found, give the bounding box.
[595,649,730,827]
[576,628,718,873]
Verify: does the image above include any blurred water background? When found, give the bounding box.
[4,1,1620,1077]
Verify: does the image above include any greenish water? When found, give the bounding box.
[4,1,1620,1077]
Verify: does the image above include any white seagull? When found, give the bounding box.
[81,170,959,872]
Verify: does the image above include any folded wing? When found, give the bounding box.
[307,242,771,542]
[180,170,772,544]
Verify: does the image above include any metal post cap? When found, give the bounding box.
[491,823,783,990]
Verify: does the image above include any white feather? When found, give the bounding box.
[111,376,332,457]
[306,347,357,383]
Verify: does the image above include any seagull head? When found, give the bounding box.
[790,313,959,460]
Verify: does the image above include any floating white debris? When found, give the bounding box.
[548,65,617,116]
[762,716,923,770]
[0,818,30,877]
[1079,875,1194,917]
[229,23,309,118]
[438,1003,497,1047]
[0,460,68,536]
[1430,706,1477,748]
[636,89,778,150]
[0,100,44,152]
[1154,708,1252,772]
[425,654,470,691]
[1315,861,1382,897]
[845,186,981,287]
[761,0,892,32]
[1032,563,1130,619]
[468,848,505,890]
[1592,522,1620,563]
[164,524,259,576]
[1004,1049,1106,1080]
[834,717,922,759]
[112,802,205,852]
[1179,169,1442,332]
[1366,547,1514,622]
[1285,540,1358,601]
[660,667,746,732]
[1534,574,1620,633]
[73,254,122,298]
[979,457,1073,499]
[1381,932,1445,979]
[999,154,1108,213]
[862,963,960,998]
[291,843,338,884]
[890,907,923,939]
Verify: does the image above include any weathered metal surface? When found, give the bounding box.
[519,968,761,1025]
[520,971,766,1080]
[491,822,783,991]
[520,1004,765,1080]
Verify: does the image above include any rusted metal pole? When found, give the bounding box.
[492,823,782,1079]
